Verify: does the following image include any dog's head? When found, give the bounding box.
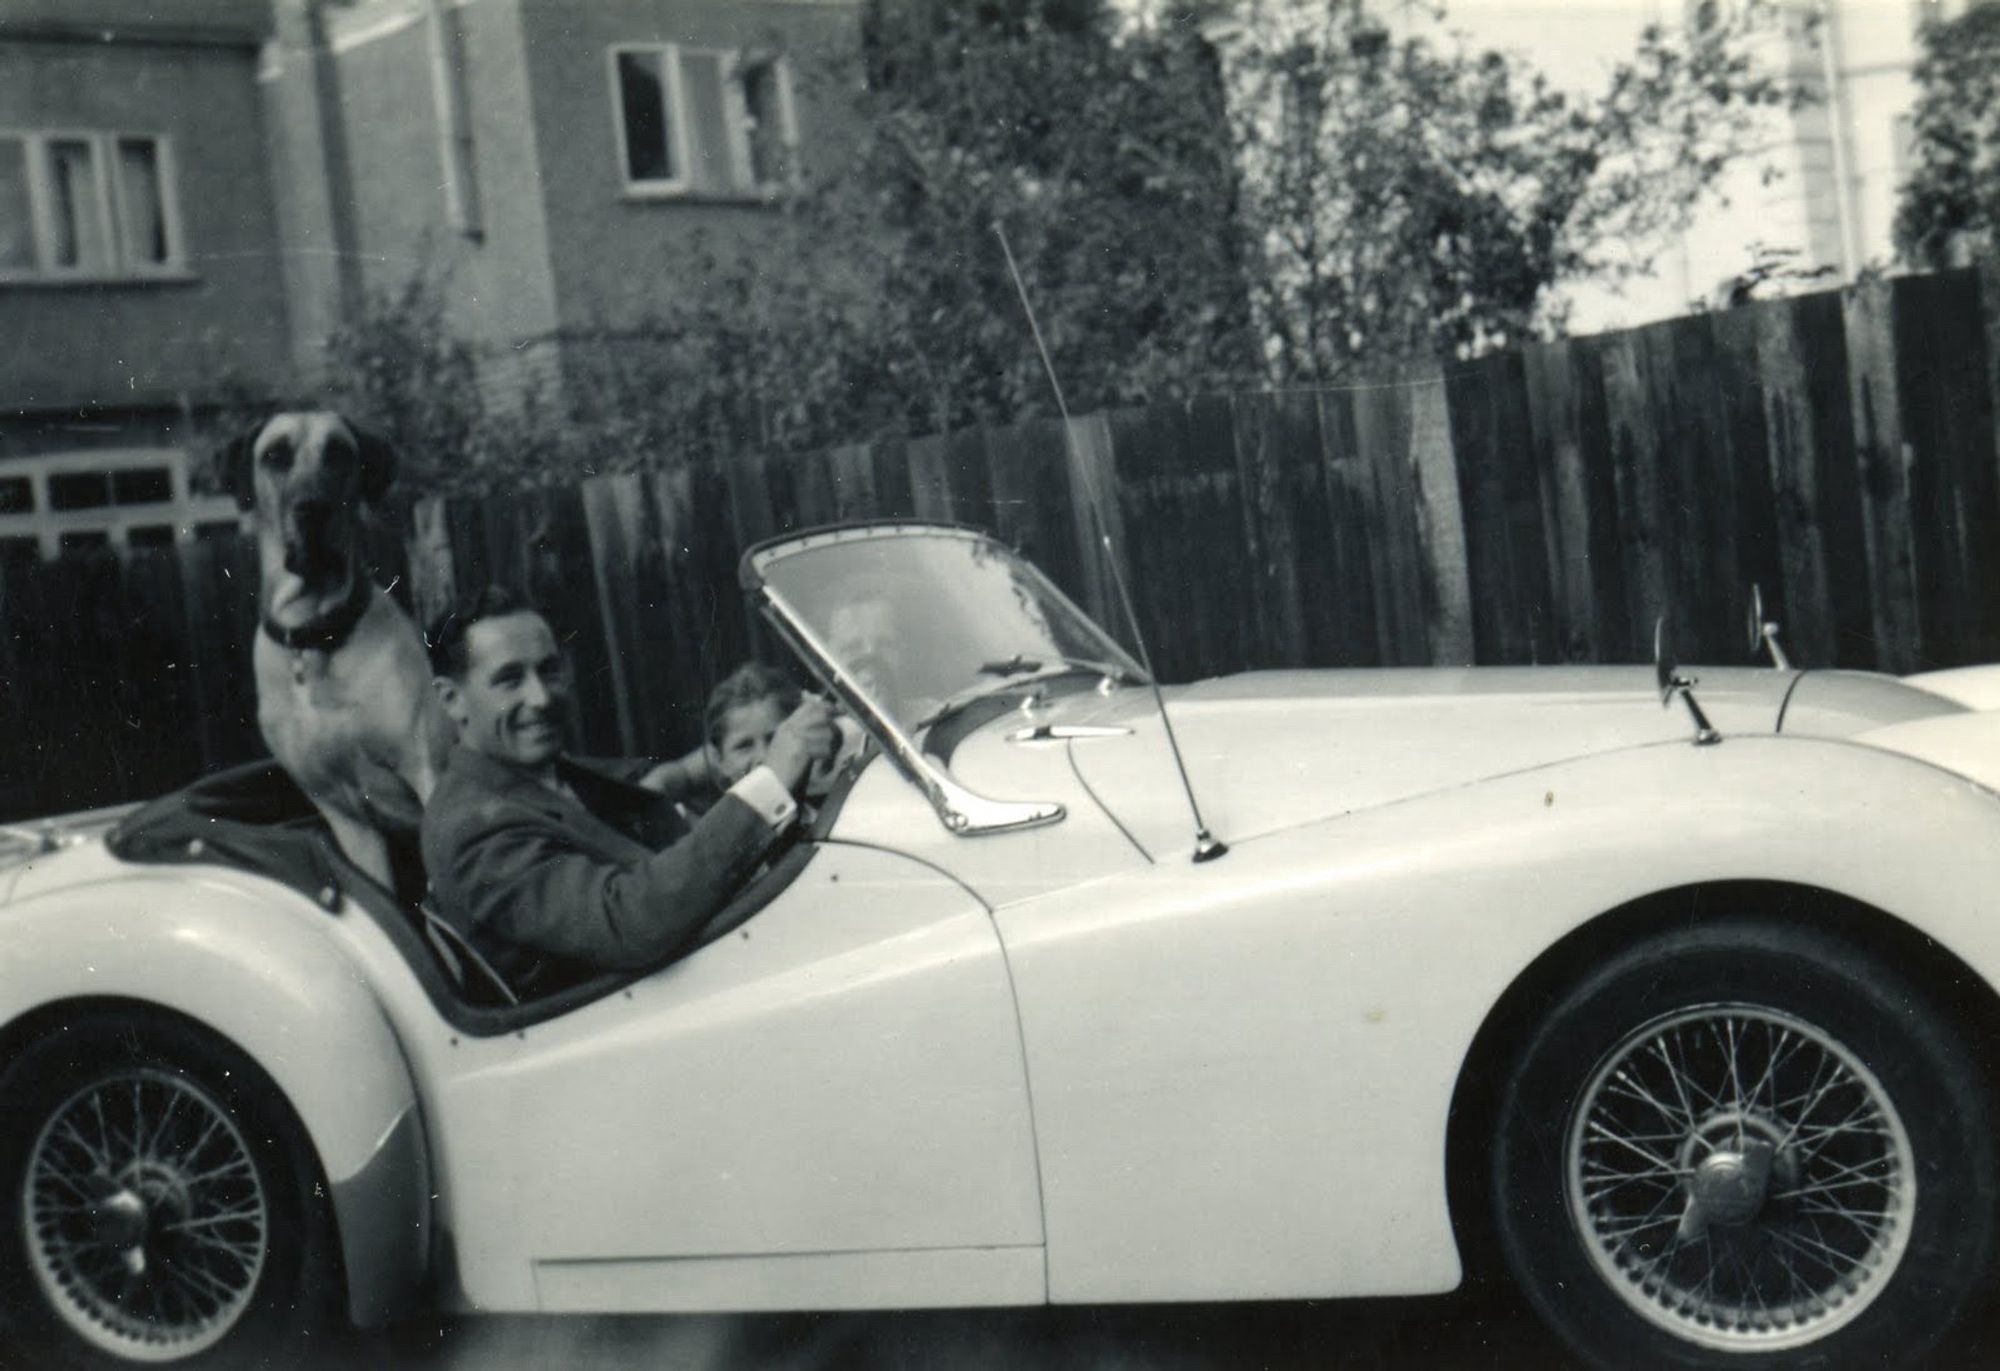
[222,411,397,588]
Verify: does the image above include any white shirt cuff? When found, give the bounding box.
[729,765,798,831]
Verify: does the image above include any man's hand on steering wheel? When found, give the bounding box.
[765,696,839,796]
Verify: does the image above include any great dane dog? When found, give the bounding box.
[223,410,452,890]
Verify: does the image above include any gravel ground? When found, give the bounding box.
[330,1293,1577,1371]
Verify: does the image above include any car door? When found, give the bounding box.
[419,838,1046,1314]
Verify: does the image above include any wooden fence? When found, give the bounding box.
[4,267,1997,820]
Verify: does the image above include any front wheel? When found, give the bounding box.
[1492,918,1998,1369]
[0,1012,338,1368]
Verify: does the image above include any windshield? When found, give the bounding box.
[748,525,1146,733]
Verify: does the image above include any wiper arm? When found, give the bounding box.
[917,658,1147,733]
[977,654,1146,685]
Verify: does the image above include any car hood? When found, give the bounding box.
[0,804,142,905]
[948,665,1962,857]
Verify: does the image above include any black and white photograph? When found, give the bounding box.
[3,0,2000,1367]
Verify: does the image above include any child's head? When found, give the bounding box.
[703,663,804,787]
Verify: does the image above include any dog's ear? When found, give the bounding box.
[218,424,260,511]
[354,423,401,508]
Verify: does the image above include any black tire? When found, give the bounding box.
[1492,917,1999,1370]
[0,1010,340,1369]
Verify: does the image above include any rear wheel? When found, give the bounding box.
[1492,918,1998,1369]
[0,1012,337,1368]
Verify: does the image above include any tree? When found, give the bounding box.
[1216,0,1801,379]
[699,0,1801,419]
[820,0,1264,430]
[1894,2,2000,272]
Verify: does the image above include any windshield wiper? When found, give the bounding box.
[977,655,1146,685]
[918,658,1147,733]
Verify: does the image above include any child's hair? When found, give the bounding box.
[703,663,803,747]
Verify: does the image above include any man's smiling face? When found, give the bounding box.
[441,611,570,770]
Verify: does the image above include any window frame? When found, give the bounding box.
[726,49,800,196]
[0,128,190,284]
[0,448,241,561]
[608,42,694,199]
[606,42,799,202]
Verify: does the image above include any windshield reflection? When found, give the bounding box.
[756,529,1145,732]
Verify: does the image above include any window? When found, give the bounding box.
[112,467,173,505]
[0,450,239,560]
[609,44,797,198]
[48,471,113,511]
[0,130,184,281]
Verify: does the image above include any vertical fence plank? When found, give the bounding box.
[1407,370,1475,666]
[1113,396,1258,681]
[782,446,843,532]
[1662,317,1740,663]
[1600,330,1672,663]
[1232,392,1314,667]
[1311,387,1384,667]
[651,463,757,750]
[1756,292,1875,668]
[508,486,627,756]
[177,534,263,776]
[1845,276,1921,671]
[1894,270,2000,667]
[1795,293,1877,669]
[905,435,953,522]
[985,417,1088,604]
[407,497,458,632]
[579,474,648,757]
[1063,412,1127,641]
[1349,375,1431,665]
[940,426,996,529]
[1449,352,1555,663]
[1523,337,1620,662]
[867,436,917,519]
[827,442,878,522]
[1709,308,1788,668]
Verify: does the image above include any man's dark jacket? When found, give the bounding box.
[421,747,780,990]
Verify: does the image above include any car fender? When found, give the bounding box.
[0,866,428,1326]
[998,731,2000,1302]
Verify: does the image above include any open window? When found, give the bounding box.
[608,43,798,199]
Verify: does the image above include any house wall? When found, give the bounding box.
[0,30,293,411]
[313,0,563,362]
[517,0,862,333]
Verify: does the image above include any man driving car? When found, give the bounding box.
[420,586,837,994]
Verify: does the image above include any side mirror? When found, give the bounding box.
[1746,583,1791,670]
[1654,614,1721,746]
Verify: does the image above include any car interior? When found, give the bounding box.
[106,761,826,1036]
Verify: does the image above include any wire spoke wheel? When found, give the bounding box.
[21,1066,269,1362]
[1566,1003,1915,1353]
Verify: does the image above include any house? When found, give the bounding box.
[0,0,283,562]
[265,0,862,396]
[0,0,862,561]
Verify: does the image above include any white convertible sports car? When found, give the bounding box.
[5,520,2000,1370]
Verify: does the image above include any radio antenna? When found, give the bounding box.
[994,221,1226,863]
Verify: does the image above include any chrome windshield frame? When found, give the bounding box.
[744,522,1073,838]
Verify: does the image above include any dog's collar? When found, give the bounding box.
[262,580,375,654]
